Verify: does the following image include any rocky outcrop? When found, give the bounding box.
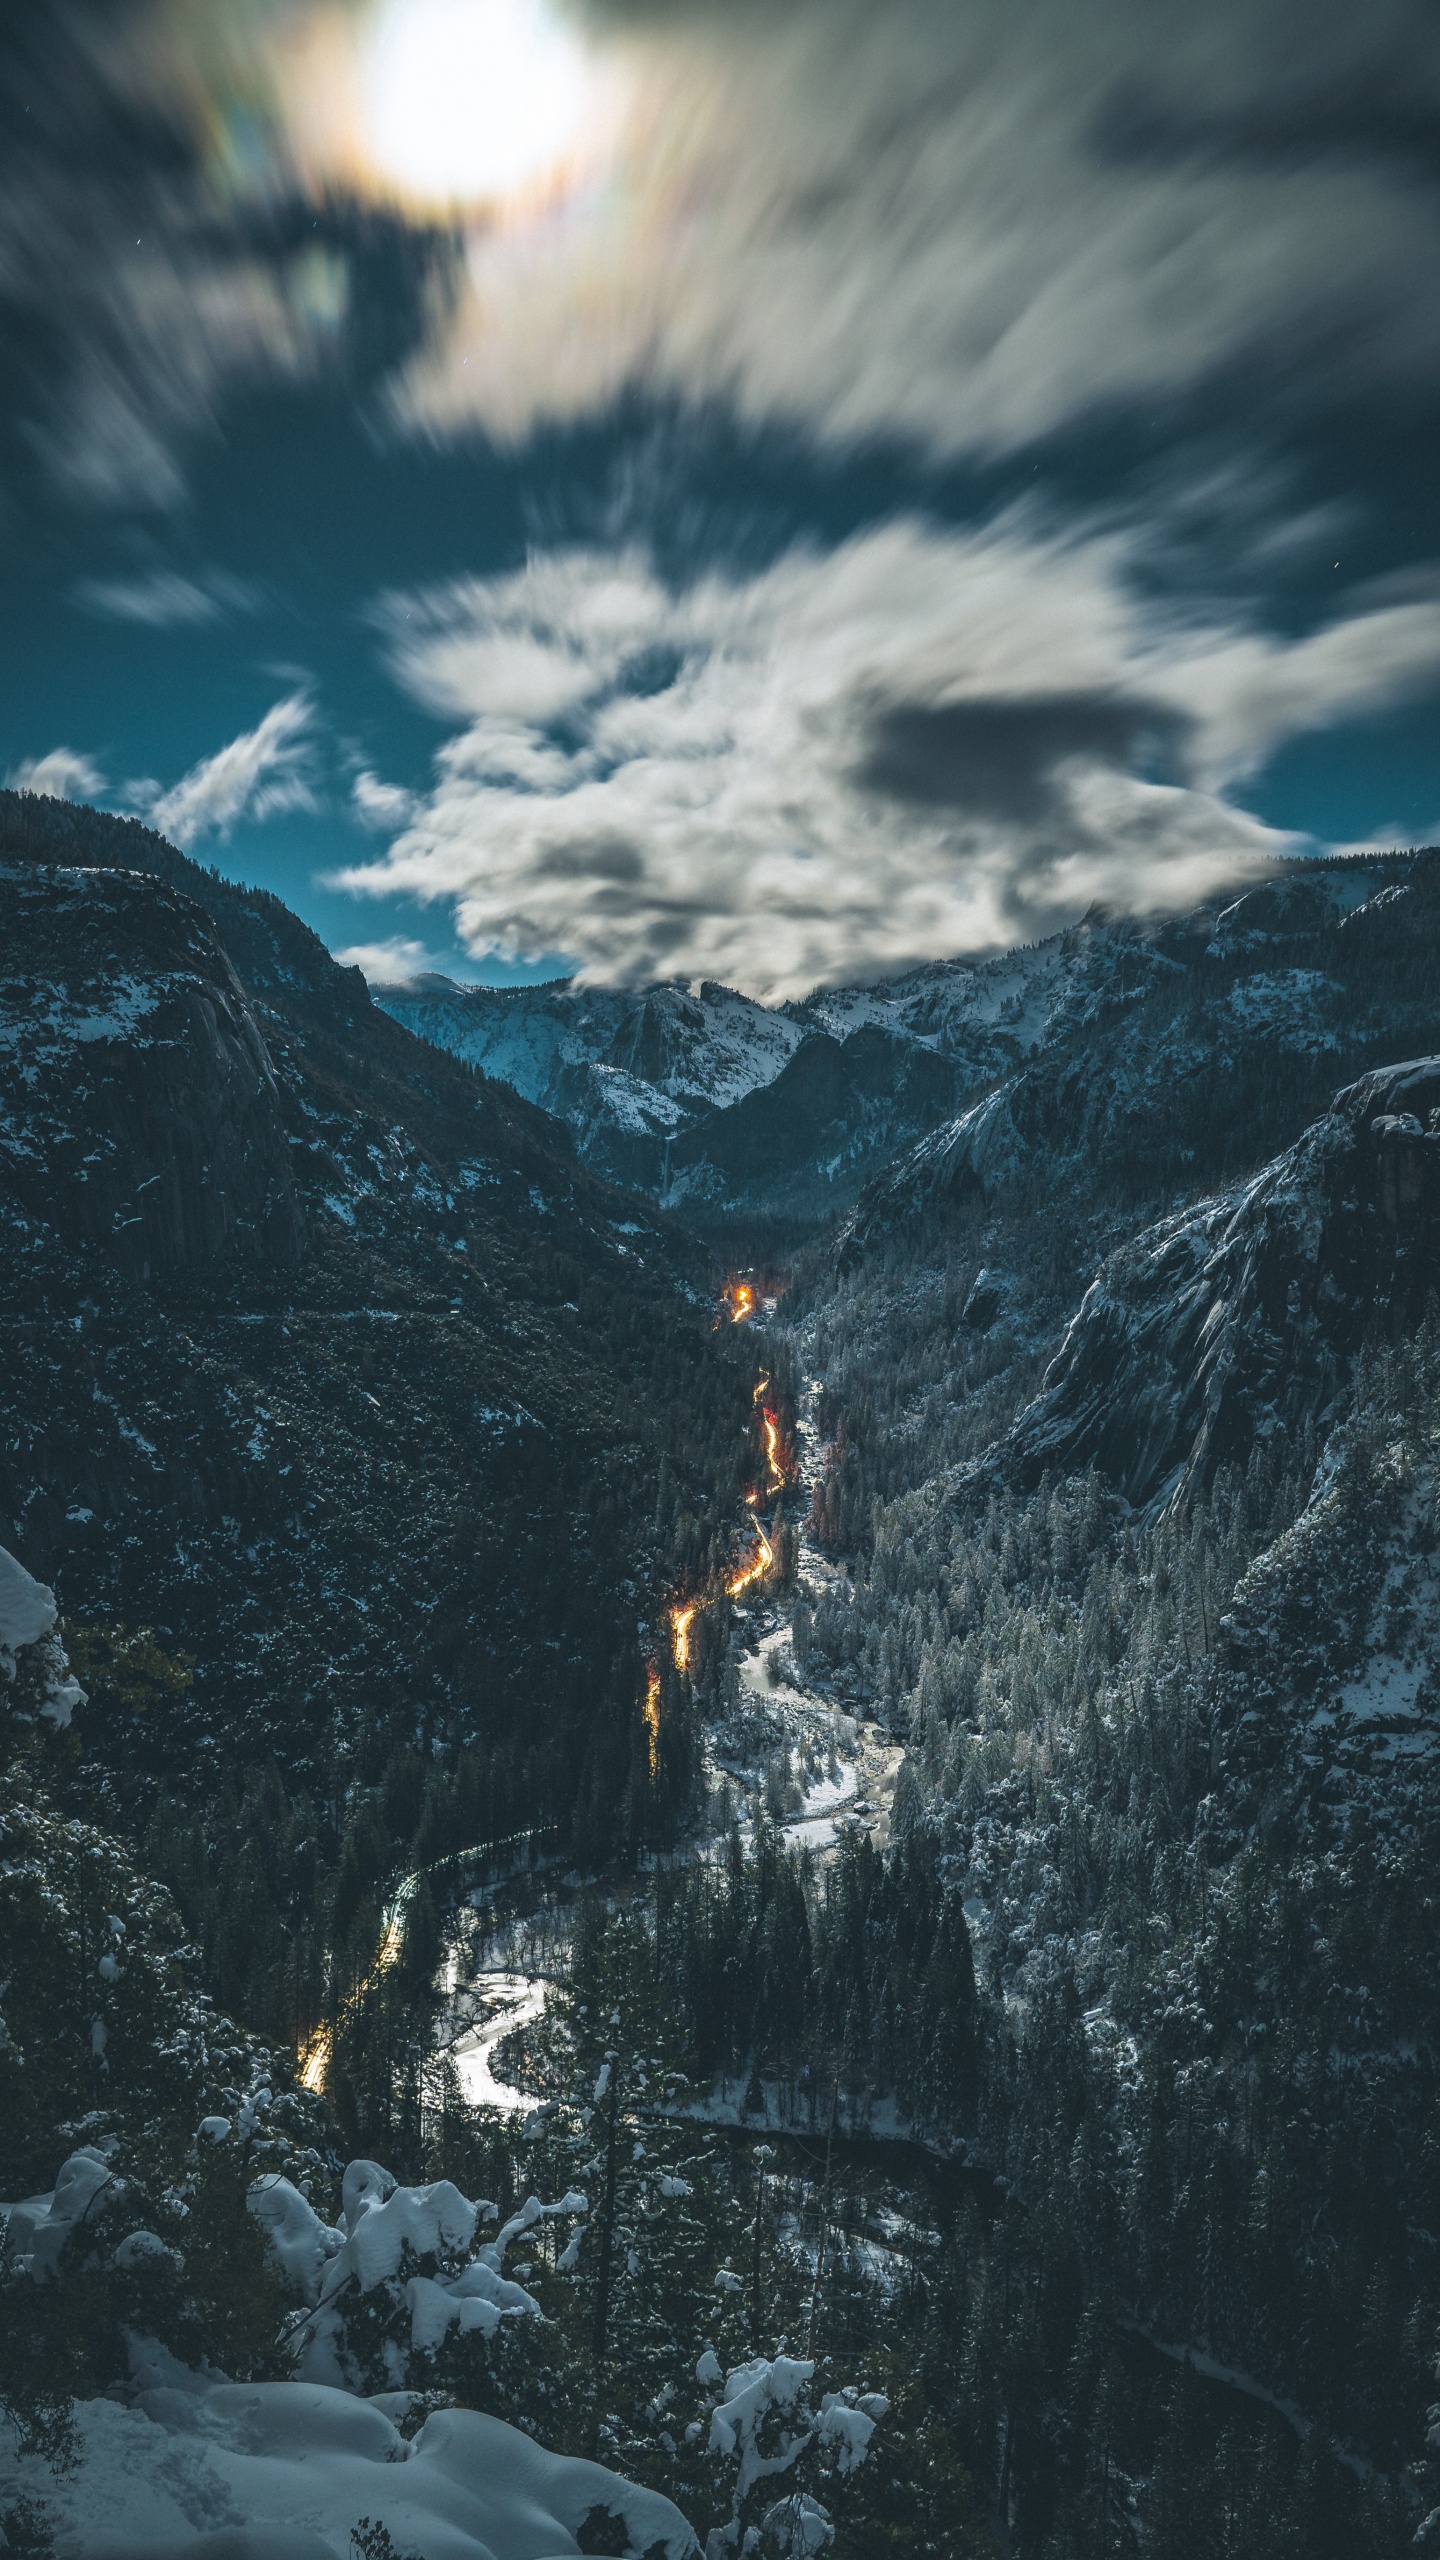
[661,1026,972,1214]
[0,862,303,1282]
[836,1078,1029,1263]
[995,1058,1440,1508]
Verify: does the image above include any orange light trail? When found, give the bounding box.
[663,1360,790,1673]
[753,1374,784,1493]
[643,1662,661,1777]
[725,1514,774,1600]
[297,1870,420,2092]
[719,1278,757,1325]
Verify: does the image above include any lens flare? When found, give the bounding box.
[361,0,596,207]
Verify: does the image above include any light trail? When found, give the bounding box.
[300,1282,788,2096]
[643,1662,662,1778]
[754,1372,785,1493]
[663,1307,792,1678]
[297,1868,419,2093]
[724,1512,774,1600]
[670,1600,699,1673]
[718,1277,757,1325]
[296,1825,555,2095]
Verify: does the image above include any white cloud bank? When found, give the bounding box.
[336,515,1440,1000]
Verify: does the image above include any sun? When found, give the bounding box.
[360,0,597,209]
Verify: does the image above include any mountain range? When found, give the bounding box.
[375,852,1434,1227]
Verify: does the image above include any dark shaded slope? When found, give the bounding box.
[0,801,752,1902]
[664,1026,971,1216]
[993,1058,1440,1508]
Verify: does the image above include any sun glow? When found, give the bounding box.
[361,0,599,208]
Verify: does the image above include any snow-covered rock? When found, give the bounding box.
[6,2381,698,2560]
[0,1540,84,1727]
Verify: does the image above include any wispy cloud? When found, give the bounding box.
[350,769,417,830]
[332,934,446,983]
[73,567,261,626]
[136,693,316,847]
[6,748,108,803]
[336,516,1440,1000]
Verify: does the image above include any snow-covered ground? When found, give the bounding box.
[447,1972,552,2113]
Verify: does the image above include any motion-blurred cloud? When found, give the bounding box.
[335,516,1440,998]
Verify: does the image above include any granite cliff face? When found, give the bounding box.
[1,862,303,1283]
[836,858,1440,1266]
[996,1058,1440,1508]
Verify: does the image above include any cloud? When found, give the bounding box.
[386,0,1440,461]
[138,694,317,846]
[0,7,354,509]
[335,515,1440,1000]
[6,748,109,803]
[350,769,418,829]
[7,0,1439,511]
[73,567,261,626]
[332,934,447,982]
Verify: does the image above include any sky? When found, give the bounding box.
[2,0,1439,1002]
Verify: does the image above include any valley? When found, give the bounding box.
[5,802,1440,2558]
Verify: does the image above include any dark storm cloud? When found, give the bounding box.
[857,698,1190,830]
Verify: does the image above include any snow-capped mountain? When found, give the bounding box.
[836,853,1440,1259]
[376,855,1425,1221]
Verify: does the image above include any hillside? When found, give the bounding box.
[0,791,758,2048]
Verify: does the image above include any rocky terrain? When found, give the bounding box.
[993,1055,1440,1508]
